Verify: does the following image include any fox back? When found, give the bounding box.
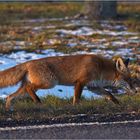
[32,54,118,86]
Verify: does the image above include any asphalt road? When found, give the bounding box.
[1,121,140,139]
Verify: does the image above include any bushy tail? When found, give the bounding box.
[0,64,27,88]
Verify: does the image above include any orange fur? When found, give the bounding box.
[0,54,135,110]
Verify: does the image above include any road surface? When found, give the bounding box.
[1,120,140,139]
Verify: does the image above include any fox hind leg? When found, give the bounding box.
[5,84,41,111]
[25,84,41,103]
[87,87,119,104]
[6,85,26,111]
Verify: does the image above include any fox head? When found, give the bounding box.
[114,57,137,94]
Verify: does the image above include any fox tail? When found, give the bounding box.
[0,64,27,88]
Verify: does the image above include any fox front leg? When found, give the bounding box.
[87,86,120,104]
[73,82,84,105]
[103,89,120,104]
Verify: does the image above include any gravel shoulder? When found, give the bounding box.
[1,113,140,139]
[1,116,140,139]
[0,112,140,128]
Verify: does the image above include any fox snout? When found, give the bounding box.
[125,84,137,95]
[128,79,138,94]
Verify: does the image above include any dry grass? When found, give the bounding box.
[0,2,82,25]
[118,2,140,17]
[118,2,140,31]
[0,94,140,120]
[0,2,139,120]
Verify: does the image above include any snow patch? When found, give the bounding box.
[57,27,138,36]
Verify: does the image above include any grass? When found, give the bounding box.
[0,2,139,120]
[0,2,139,29]
[117,2,140,31]
[0,94,140,120]
[0,2,82,25]
[0,2,139,55]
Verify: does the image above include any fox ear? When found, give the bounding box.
[116,58,127,73]
[124,58,130,67]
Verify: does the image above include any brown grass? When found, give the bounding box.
[0,94,140,120]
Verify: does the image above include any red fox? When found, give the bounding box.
[0,54,137,110]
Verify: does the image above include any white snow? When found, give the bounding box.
[112,41,128,46]
[57,27,94,36]
[115,48,133,56]
[0,51,98,99]
[57,27,138,36]
[0,19,139,99]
